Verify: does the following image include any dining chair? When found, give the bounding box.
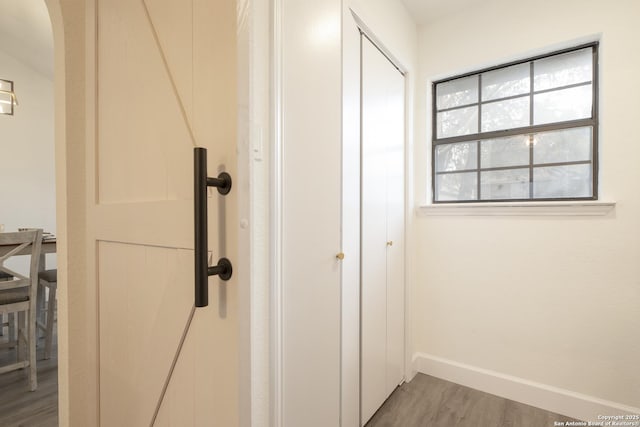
[0,272,13,338]
[0,229,42,391]
[36,269,57,359]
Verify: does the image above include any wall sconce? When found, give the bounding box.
[0,79,18,115]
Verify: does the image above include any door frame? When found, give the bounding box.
[237,0,272,425]
[269,2,413,425]
[342,8,411,426]
[45,0,96,425]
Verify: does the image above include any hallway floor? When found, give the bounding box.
[0,329,582,427]
[366,374,578,427]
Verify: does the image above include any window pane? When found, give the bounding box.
[534,47,592,91]
[433,45,598,203]
[480,169,529,200]
[436,75,478,110]
[482,63,530,101]
[437,106,478,138]
[533,164,592,198]
[533,127,592,164]
[481,96,529,132]
[533,84,591,125]
[435,142,477,172]
[435,172,477,201]
[481,135,530,168]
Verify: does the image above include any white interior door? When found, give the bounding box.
[360,35,405,425]
[91,0,239,425]
[277,0,343,425]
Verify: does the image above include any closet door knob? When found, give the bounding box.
[386,241,393,246]
[336,252,345,260]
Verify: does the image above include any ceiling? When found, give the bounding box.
[400,0,485,25]
[0,0,485,77]
[0,0,53,78]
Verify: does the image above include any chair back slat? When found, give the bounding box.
[0,265,28,282]
[0,231,43,297]
[0,278,30,291]
[0,241,30,263]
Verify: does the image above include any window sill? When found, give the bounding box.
[417,201,616,216]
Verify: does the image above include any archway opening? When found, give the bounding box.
[0,1,62,425]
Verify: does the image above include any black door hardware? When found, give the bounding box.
[194,147,233,308]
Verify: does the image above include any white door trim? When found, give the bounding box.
[348,10,408,75]
[239,0,277,423]
[271,0,284,425]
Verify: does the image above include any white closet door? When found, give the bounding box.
[384,58,405,396]
[360,36,405,425]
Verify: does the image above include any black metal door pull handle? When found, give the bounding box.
[194,147,233,308]
[207,172,232,195]
[208,257,232,281]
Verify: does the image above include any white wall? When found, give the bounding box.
[0,48,55,271]
[413,0,640,419]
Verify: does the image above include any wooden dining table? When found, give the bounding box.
[0,238,57,271]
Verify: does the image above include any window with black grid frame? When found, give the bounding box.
[431,43,598,203]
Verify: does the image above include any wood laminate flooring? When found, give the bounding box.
[0,327,581,427]
[366,374,578,427]
[0,325,58,427]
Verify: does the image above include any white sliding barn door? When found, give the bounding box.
[90,0,238,425]
[360,35,405,425]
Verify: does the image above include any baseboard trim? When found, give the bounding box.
[413,352,640,422]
